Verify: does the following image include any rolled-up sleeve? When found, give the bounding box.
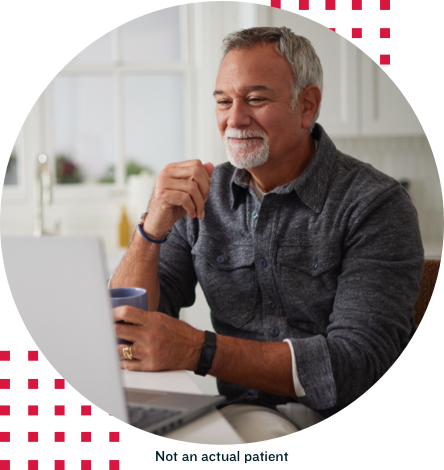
[290,185,424,411]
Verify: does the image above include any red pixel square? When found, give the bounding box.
[380,54,390,65]
[329,28,336,32]
[110,461,119,470]
[0,461,10,470]
[109,432,119,442]
[55,432,65,442]
[352,28,362,38]
[380,28,390,38]
[55,379,65,389]
[352,0,362,9]
[326,0,335,9]
[28,351,38,361]
[81,432,91,442]
[0,433,10,442]
[0,406,10,415]
[28,379,38,389]
[55,462,65,470]
[28,405,38,416]
[380,0,390,9]
[81,405,91,415]
[28,432,38,442]
[0,379,10,389]
[28,461,38,470]
[299,0,309,9]
[81,461,91,470]
[271,0,281,8]
[0,352,10,361]
[55,406,65,416]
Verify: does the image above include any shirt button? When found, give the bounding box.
[312,258,318,270]
[267,300,276,310]
[252,211,259,219]
[259,258,268,268]
[217,255,226,263]
[270,327,280,337]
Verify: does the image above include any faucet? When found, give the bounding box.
[33,153,57,236]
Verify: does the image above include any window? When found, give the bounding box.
[3,128,25,195]
[5,149,18,185]
[51,6,187,186]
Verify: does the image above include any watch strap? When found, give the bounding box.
[195,331,217,377]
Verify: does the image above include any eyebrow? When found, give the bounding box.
[213,85,271,97]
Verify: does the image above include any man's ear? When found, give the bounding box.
[299,85,322,130]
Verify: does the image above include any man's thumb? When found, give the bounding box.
[203,162,215,178]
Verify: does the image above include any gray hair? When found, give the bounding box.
[221,27,323,133]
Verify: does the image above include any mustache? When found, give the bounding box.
[224,129,268,141]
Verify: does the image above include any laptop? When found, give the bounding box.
[1,236,225,435]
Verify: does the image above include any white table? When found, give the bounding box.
[122,369,244,444]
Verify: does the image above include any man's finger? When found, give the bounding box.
[120,359,145,371]
[203,162,215,178]
[161,178,206,218]
[112,305,147,325]
[117,342,138,360]
[162,165,211,199]
[114,322,140,343]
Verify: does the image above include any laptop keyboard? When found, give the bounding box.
[128,404,181,429]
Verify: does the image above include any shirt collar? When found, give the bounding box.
[230,124,337,213]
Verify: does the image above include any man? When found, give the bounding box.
[110,27,424,441]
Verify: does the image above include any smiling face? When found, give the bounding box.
[215,43,306,171]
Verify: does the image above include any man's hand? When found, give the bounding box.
[113,306,295,397]
[143,160,214,239]
[113,306,204,372]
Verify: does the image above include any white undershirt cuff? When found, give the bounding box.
[283,339,306,397]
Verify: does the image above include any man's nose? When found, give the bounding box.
[227,100,252,128]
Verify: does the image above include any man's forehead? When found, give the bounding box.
[215,44,293,95]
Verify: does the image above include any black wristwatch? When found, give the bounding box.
[194,331,217,377]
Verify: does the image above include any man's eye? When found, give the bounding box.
[249,98,265,103]
[217,100,230,105]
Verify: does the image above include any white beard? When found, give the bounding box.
[223,129,270,169]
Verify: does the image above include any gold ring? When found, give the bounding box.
[123,345,133,360]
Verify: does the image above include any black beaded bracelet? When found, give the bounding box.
[195,331,217,377]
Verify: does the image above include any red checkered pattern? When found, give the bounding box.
[380,54,390,65]
[326,0,335,9]
[352,28,362,38]
[0,349,11,362]
[299,0,309,9]
[352,0,362,10]
[28,349,39,361]
[380,28,390,38]
[0,346,122,468]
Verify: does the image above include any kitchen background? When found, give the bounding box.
[2,3,442,394]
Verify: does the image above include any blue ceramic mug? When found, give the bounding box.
[109,287,148,345]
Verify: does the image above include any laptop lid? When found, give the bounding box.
[1,236,129,422]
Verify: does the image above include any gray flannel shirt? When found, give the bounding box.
[157,124,424,417]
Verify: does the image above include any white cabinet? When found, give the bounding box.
[361,53,423,136]
[269,8,423,138]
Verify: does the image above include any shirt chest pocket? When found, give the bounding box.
[277,243,342,333]
[191,236,257,329]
